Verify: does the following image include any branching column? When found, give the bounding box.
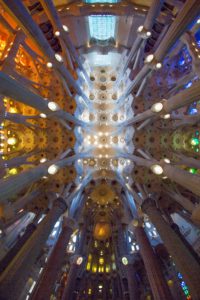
[134,223,172,300]
[122,80,200,126]
[0,71,85,126]
[1,0,90,105]
[162,163,200,197]
[31,217,76,300]
[120,0,200,103]
[39,0,90,83]
[120,0,163,76]
[142,198,200,300]
[0,212,43,273]
[0,197,67,300]
[124,262,140,300]
[154,0,200,62]
[61,257,81,300]
[0,153,88,203]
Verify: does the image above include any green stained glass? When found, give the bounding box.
[184,290,189,295]
[189,168,197,174]
[191,137,200,146]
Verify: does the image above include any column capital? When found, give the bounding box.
[129,218,144,229]
[121,254,135,265]
[141,197,156,213]
[53,197,67,213]
[70,254,84,265]
[63,216,77,231]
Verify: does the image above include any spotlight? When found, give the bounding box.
[55,31,60,37]
[48,101,60,111]
[163,158,170,164]
[40,158,47,163]
[151,164,163,175]
[76,256,83,265]
[55,53,63,62]
[137,25,143,33]
[122,257,128,265]
[7,137,17,145]
[145,54,154,63]
[156,62,162,69]
[46,62,53,68]
[151,102,163,113]
[40,113,47,118]
[62,25,69,32]
[48,164,59,175]
[146,31,151,37]
[162,114,170,119]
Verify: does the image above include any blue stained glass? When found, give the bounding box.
[178,57,185,66]
[88,15,116,40]
[178,272,183,279]
[188,108,198,115]
[195,30,200,47]
[185,81,192,89]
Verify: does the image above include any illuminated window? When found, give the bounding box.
[92,264,97,273]
[99,257,104,265]
[145,221,151,228]
[88,15,116,41]
[67,244,74,253]
[112,263,116,270]
[86,262,91,271]
[106,264,110,272]
[98,266,104,273]
[72,235,77,243]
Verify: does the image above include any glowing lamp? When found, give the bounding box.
[62,25,69,32]
[55,53,63,62]
[163,158,170,164]
[156,62,162,69]
[122,257,128,265]
[137,25,143,33]
[39,113,47,118]
[48,164,59,175]
[76,256,83,265]
[55,31,60,37]
[163,114,170,119]
[40,158,47,163]
[7,137,17,145]
[151,164,163,175]
[48,101,60,111]
[46,62,53,68]
[146,31,151,37]
[145,54,154,63]
[151,102,163,113]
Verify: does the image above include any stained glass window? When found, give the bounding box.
[88,15,116,40]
